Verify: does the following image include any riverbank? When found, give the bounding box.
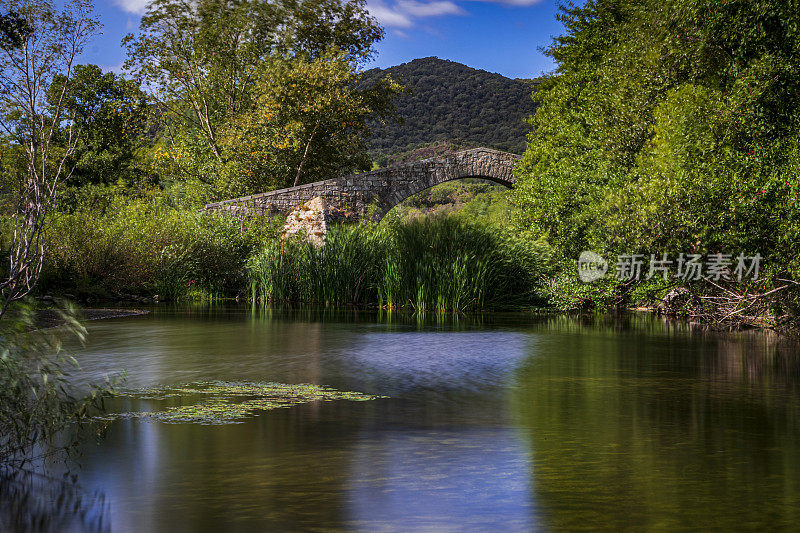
[33,308,149,330]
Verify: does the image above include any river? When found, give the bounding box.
[14,306,800,531]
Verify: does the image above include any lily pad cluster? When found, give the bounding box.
[99,380,385,424]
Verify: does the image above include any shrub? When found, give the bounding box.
[41,194,278,300]
[0,300,110,469]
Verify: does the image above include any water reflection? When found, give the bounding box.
[0,471,109,533]
[340,331,529,391]
[55,309,800,531]
[347,429,536,531]
[514,318,800,530]
[75,407,358,530]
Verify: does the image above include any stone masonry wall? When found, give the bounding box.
[204,148,521,221]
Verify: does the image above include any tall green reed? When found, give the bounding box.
[247,216,545,311]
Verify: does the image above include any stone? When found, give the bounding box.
[283,197,333,247]
[205,147,521,223]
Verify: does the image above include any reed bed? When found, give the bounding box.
[247,217,543,311]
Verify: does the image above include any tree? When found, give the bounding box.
[217,49,400,196]
[0,10,31,48]
[0,0,99,317]
[123,0,384,186]
[513,0,800,275]
[45,64,149,188]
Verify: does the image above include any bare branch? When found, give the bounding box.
[0,0,100,318]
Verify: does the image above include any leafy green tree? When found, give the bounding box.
[0,10,32,48]
[217,49,400,196]
[0,1,115,485]
[514,0,800,277]
[45,64,149,188]
[0,0,99,316]
[123,0,386,197]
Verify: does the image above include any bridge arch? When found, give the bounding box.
[205,148,521,221]
[377,158,517,220]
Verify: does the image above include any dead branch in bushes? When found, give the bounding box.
[680,279,800,331]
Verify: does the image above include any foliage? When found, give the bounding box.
[0,10,32,49]
[40,193,279,300]
[99,380,385,425]
[372,140,482,168]
[539,269,673,313]
[513,0,800,285]
[542,274,622,313]
[45,64,150,189]
[0,136,27,210]
[361,57,541,156]
[248,222,386,306]
[217,49,401,197]
[0,300,109,469]
[123,0,392,199]
[393,178,514,226]
[247,216,549,311]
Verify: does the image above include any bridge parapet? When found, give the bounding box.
[204,147,521,221]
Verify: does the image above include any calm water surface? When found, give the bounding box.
[27,308,800,531]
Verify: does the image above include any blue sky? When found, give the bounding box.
[84,0,564,79]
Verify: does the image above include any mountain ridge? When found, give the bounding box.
[360,57,540,156]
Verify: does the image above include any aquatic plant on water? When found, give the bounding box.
[99,381,386,425]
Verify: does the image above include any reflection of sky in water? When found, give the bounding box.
[0,472,110,533]
[73,420,165,533]
[29,312,800,531]
[57,316,542,531]
[338,331,532,395]
[346,428,538,531]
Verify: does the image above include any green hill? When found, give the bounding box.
[360,57,540,156]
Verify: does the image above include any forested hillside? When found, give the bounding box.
[361,57,539,156]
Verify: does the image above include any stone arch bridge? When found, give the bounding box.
[204,148,521,221]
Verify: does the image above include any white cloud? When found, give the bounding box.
[114,0,151,15]
[99,62,126,75]
[397,0,464,17]
[368,0,466,28]
[114,0,539,31]
[368,1,414,28]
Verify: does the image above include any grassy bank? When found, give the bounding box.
[27,190,799,329]
[27,195,548,311]
[39,194,278,302]
[247,216,549,311]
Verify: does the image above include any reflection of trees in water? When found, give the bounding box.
[154,302,538,332]
[697,332,800,388]
[511,321,800,530]
[527,314,800,386]
[74,405,365,531]
[0,470,109,533]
